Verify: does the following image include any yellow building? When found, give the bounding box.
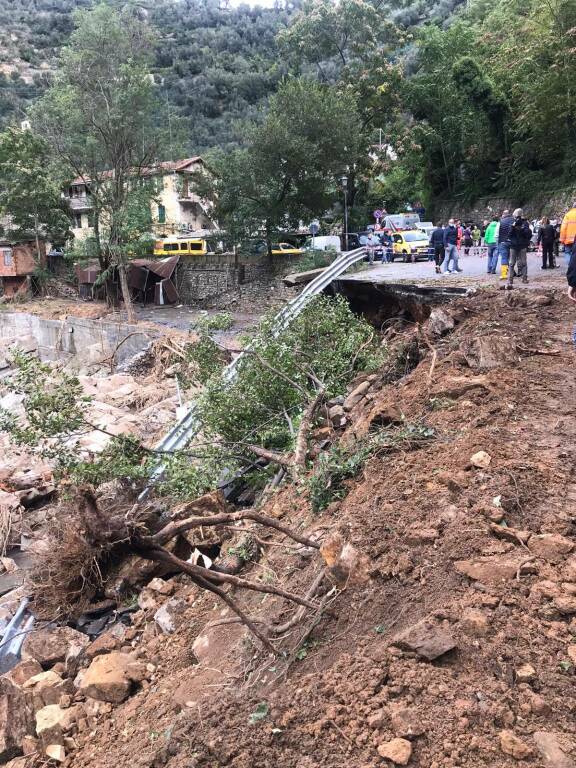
[65,158,216,241]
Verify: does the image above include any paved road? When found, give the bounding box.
[345,248,568,287]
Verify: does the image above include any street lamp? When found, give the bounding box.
[340,175,348,252]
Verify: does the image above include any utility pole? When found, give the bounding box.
[340,175,348,251]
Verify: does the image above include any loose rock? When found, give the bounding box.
[0,678,35,762]
[533,731,575,768]
[470,450,491,469]
[391,618,456,661]
[154,597,187,635]
[377,737,412,765]
[22,627,89,669]
[76,652,147,704]
[528,534,574,564]
[499,730,532,759]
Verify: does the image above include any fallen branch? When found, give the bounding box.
[151,508,320,550]
[293,388,325,476]
[517,345,561,356]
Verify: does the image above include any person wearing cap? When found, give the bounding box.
[506,208,532,289]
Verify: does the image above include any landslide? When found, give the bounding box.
[49,289,576,767]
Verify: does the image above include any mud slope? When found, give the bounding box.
[67,288,576,768]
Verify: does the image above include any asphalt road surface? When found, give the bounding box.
[347,248,568,287]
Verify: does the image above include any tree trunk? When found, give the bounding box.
[265,221,273,264]
[118,262,136,324]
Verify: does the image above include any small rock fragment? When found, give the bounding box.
[499,730,532,759]
[515,663,536,683]
[45,744,66,762]
[553,596,576,615]
[391,618,456,661]
[460,608,490,637]
[470,451,491,469]
[389,706,424,739]
[147,577,174,595]
[377,737,412,765]
[154,597,187,635]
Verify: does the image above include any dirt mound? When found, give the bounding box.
[6,287,576,768]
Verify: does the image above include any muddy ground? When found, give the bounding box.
[34,285,573,768]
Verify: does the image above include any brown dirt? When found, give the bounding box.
[58,287,576,767]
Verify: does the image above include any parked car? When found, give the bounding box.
[391,230,431,261]
[272,242,303,255]
[303,235,341,253]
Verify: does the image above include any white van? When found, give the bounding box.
[303,235,342,253]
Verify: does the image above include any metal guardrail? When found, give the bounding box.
[140,247,367,499]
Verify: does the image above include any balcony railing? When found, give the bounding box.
[67,196,94,212]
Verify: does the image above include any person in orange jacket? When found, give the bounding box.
[560,203,576,264]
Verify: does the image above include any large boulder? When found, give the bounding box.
[0,678,35,762]
[76,652,148,704]
[22,627,89,669]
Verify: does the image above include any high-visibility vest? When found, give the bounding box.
[560,208,576,245]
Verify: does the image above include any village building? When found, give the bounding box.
[0,239,46,298]
[64,158,217,241]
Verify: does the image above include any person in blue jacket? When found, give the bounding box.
[442,219,463,274]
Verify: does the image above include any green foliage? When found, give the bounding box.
[194,312,234,332]
[198,78,361,252]
[291,249,334,273]
[158,450,225,501]
[198,295,384,451]
[306,422,435,513]
[0,128,71,244]
[34,1,163,301]
[248,702,269,725]
[0,352,87,451]
[183,334,228,387]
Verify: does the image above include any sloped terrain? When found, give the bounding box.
[4,286,576,768]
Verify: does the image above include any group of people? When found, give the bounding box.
[430,206,576,289]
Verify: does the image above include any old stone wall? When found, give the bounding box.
[174,254,292,305]
[432,185,576,224]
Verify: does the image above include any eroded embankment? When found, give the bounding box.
[4,287,576,768]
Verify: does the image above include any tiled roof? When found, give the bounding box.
[70,157,203,186]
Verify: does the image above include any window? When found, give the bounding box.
[404,232,428,243]
[393,234,402,243]
[180,242,188,251]
[189,241,204,251]
[73,214,82,229]
[163,243,179,251]
[2,248,13,266]
[158,204,166,224]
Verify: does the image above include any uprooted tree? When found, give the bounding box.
[0,296,385,648]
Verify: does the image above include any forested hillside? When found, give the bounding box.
[0,0,296,151]
[1,0,575,207]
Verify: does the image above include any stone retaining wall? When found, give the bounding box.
[174,254,295,304]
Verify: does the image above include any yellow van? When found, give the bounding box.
[154,237,207,257]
